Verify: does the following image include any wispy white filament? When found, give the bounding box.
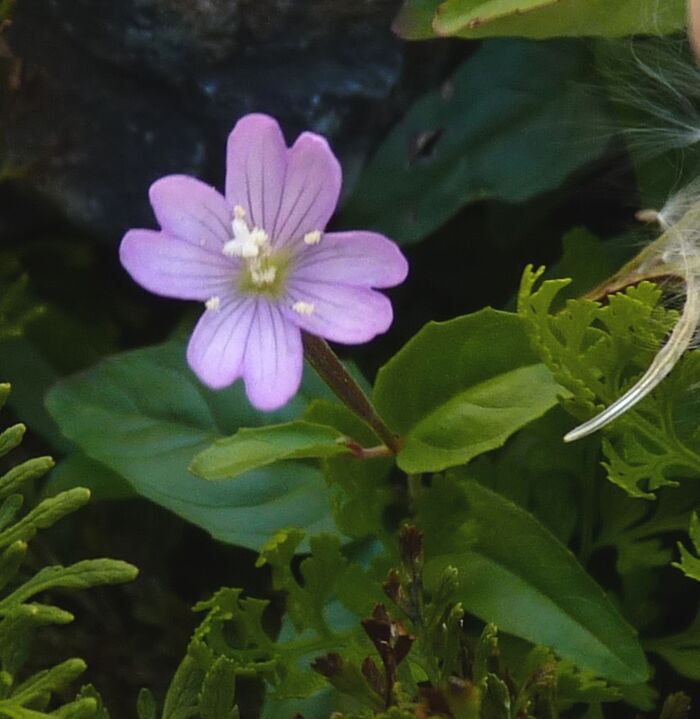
[565,222,700,442]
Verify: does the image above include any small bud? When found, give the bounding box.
[361,657,384,697]
[311,652,343,678]
[399,524,423,567]
[383,569,401,605]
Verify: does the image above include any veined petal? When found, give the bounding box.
[187,296,256,389]
[273,132,341,247]
[292,231,409,288]
[225,114,288,233]
[120,229,235,300]
[284,280,393,344]
[243,300,303,411]
[149,175,231,251]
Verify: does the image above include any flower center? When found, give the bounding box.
[222,206,288,296]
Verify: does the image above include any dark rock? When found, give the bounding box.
[4,0,403,239]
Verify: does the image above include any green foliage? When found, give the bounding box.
[646,608,700,681]
[416,476,649,684]
[190,421,350,481]
[672,512,700,582]
[517,266,700,498]
[374,308,560,473]
[257,530,378,635]
[282,525,633,718]
[393,0,685,40]
[150,588,272,719]
[0,386,137,718]
[342,39,609,244]
[45,339,340,550]
[0,265,44,344]
[302,400,393,542]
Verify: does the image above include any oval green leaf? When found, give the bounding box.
[45,340,339,550]
[341,40,610,244]
[191,421,349,481]
[374,309,561,473]
[418,476,650,684]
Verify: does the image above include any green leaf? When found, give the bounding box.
[75,685,110,719]
[518,266,700,498]
[0,424,25,459]
[374,309,560,473]
[303,400,393,540]
[0,457,55,500]
[593,481,700,629]
[672,512,700,581]
[199,657,238,719]
[394,0,685,40]
[646,609,700,681]
[659,692,692,719]
[342,39,609,243]
[0,489,90,549]
[46,339,339,550]
[136,688,157,719]
[465,407,590,546]
[256,530,346,634]
[417,476,649,684]
[43,454,135,502]
[0,559,138,609]
[10,659,86,705]
[191,421,348,481]
[163,652,207,719]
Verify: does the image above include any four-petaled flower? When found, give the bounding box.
[120,114,408,410]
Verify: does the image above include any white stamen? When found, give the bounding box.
[304,230,322,245]
[224,204,281,289]
[292,301,315,315]
[205,296,221,311]
[223,238,259,258]
[224,205,270,258]
[249,228,269,247]
[250,262,277,287]
[232,217,250,239]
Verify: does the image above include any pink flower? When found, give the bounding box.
[120,114,408,411]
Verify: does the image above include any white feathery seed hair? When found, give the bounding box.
[564,200,700,442]
[564,33,700,442]
[601,39,700,160]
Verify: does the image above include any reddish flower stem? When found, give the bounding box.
[302,333,402,455]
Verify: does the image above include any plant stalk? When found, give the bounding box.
[302,333,401,455]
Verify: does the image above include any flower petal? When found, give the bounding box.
[284,280,393,344]
[273,132,342,247]
[149,175,231,251]
[120,229,235,300]
[243,300,303,411]
[187,296,257,389]
[225,114,288,234]
[292,231,409,288]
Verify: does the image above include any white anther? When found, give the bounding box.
[250,263,277,286]
[304,230,322,245]
[292,301,315,315]
[224,210,269,258]
[249,228,269,247]
[232,217,249,238]
[205,296,221,311]
[223,238,260,258]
